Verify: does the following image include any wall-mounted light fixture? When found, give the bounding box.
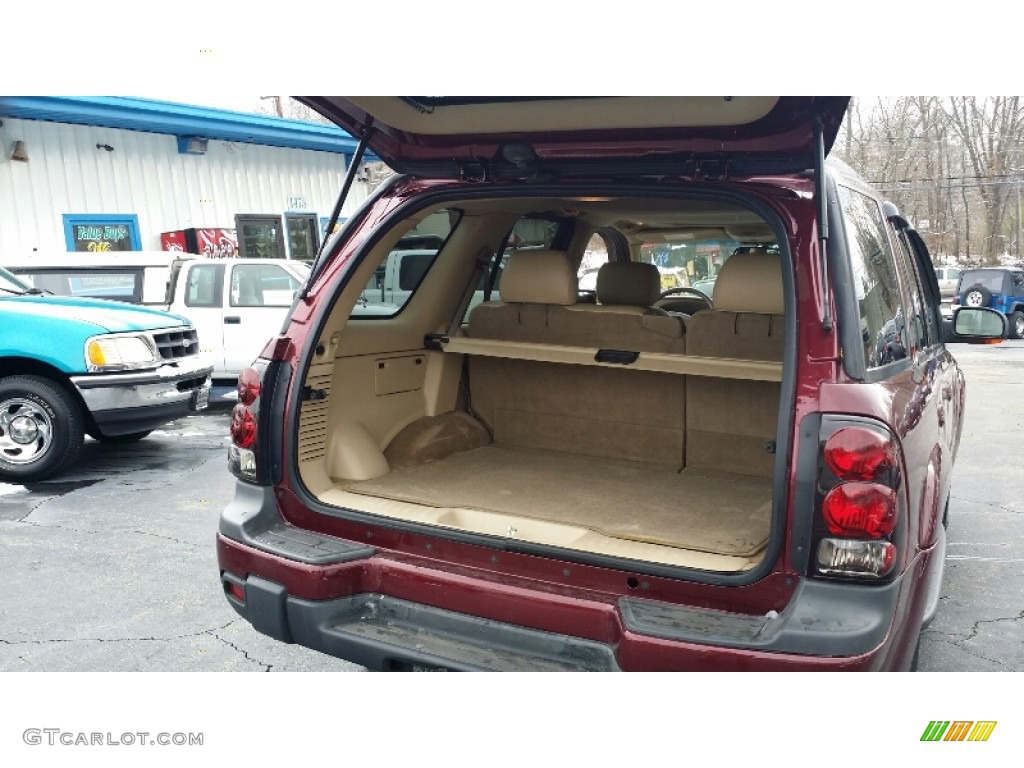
[96,143,114,152]
[177,136,208,155]
[11,140,28,162]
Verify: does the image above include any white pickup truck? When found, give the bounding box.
[355,247,504,317]
[6,253,309,385]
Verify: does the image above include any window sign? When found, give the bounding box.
[320,216,346,239]
[63,214,142,252]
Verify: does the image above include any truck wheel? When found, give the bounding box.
[1007,311,1024,339]
[960,285,991,307]
[0,376,85,482]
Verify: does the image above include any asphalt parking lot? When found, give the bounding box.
[1,342,1022,673]
[0,399,359,672]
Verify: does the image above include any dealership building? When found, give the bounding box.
[0,96,375,261]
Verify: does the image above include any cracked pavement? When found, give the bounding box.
[0,404,360,672]
[917,341,1024,671]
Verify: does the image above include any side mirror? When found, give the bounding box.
[950,307,1007,344]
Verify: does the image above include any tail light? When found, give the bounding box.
[812,418,905,580]
[228,362,267,483]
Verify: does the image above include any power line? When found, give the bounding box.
[871,176,1024,187]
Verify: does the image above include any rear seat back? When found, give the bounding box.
[684,250,784,478]
[467,249,578,343]
[685,250,784,361]
[469,252,685,353]
[466,250,685,470]
[562,261,686,353]
[595,261,668,315]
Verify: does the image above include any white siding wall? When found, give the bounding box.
[0,116,370,255]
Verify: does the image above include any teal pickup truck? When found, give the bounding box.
[0,266,212,483]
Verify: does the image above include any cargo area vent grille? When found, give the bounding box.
[297,372,332,462]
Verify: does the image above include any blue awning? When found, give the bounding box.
[0,96,378,160]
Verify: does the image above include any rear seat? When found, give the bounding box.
[469,252,685,353]
[465,249,578,344]
[683,250,784,478]
[465,250,686,470]
[561,261,686,353]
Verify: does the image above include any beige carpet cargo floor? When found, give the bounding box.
[347,445,772,558]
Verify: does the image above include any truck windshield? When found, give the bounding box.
[8,268,143,302]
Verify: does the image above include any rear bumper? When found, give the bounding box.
[217,484,924,672]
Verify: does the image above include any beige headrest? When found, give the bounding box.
[712,250,784,314]
[596,261,661,307]
[499,250,578,305]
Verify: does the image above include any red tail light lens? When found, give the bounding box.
[824,427,896,481]
[822,482,896,538]
[228,359,272,485]
[230,404,256,449]
[237,366,261,406]
[813,417,905,581]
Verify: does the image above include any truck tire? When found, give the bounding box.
[960,284,991,307]
[0,376,85,483]
[1007,310,1024,339]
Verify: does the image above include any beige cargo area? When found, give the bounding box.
[295,196,787,572]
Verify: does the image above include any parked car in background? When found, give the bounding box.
[0,266,211,483]
[934,266,961,299]
[163,258,309,383]
[952,267,1024,339]
[217,96,1005,671]
[7,254,310,385]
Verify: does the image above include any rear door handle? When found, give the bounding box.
[224,316,241,324]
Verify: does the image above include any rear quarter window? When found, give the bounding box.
[351,209,459,318]
[838,185,906,369]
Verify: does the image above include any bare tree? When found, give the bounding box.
[836,96,1024,266]
[943,97,1024,263]
[256,97,333,125]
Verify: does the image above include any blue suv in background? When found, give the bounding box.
[954,267,1024,339]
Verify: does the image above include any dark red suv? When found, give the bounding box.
[217,97,1006,670]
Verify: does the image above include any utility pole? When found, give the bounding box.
[259,96,283,117]
[1017,183,1021,262]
